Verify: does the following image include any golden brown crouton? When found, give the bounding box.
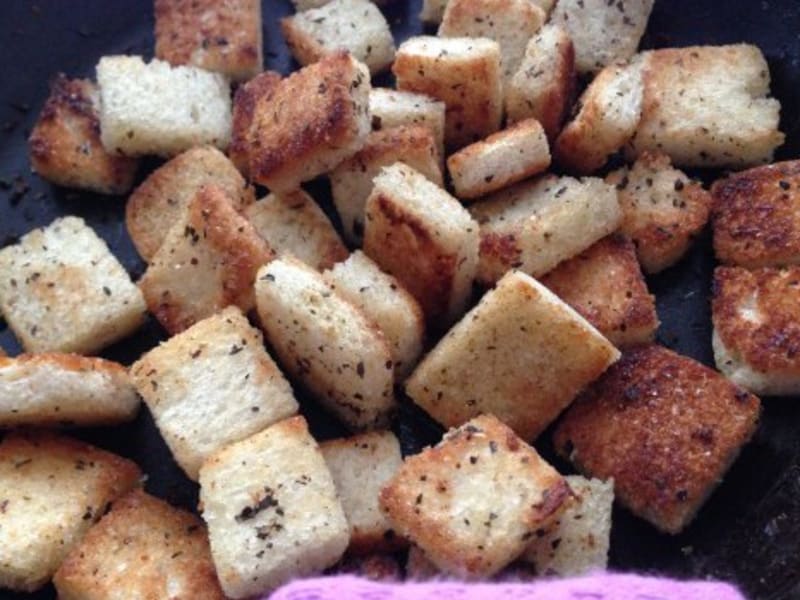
[229,71,282,178]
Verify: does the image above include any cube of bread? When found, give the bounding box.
[0,353,139,428]
[363,163,479,326]
[379,415,571,578]
[406,271,620,441]
[0,216,146,354]
[0,431,141,592]
[540,234,659,349]
[249,52,371,192]
[154,0,262,82]
[420,0,449,23]
[554,345,761,534]
[130,306,298,480]
[229,71,282,177]
[53,490,224,600]
[199,416,349,598]
[393,36,503,149]
[28,75,138,195]
[96,55,232,157]
[139,185,274,335]
[126,145,255,261]
[320,431,404,553]
[470,176,622,284]
[448,119,551,200]
[330,553,402,581]
[244,189,348,271]
[626,45,785,168]
[254,257,395,430]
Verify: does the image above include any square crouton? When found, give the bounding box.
[229,71,282,177]
[363,163,480,326]
[448,118,551,200]
[28,75,138,195]
[0,353,139,428]
[126,145,255,261]
[540,234,659,349]
[244,189,348,271]
[406,271,619,441]
[139,185,274,335]
[320,430,404,553]
[379,414,571,578]
[96,55,231,157]
[254,257,395,430]
[198,416,349,598]
[154,0,262,82]
[53,490,224,600]
[469,176,622,285]
[607,151,712,273]
[248,52,371,192]
[393,36,503,149]
[626,45,785,168]
[0,216,146,354]
[130,306,298,480]
[0,431,141,592]
[554,345,761,534]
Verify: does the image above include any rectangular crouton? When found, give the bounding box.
[198,416,349,598]
[96,55,231,157]
[406,271,619,441]
[0,216,146,354]
[292,0,392,9]
[53,490,224,600]
[329,553,402,581]
[0,431,141,592]
[254,257,396,430]
[229,71,282,177]
[554,345,761,534]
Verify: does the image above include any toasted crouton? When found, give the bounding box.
[554,345,761,534]
[229,71,282,177]
[0,354,139,428]
[126,145,255,261]
[363,163,480,326]
[447,119,551,200]
[254,257,396,430]
[470,176,622,284]
[28,75,138,195]
[0,217,146,354]
[540,234,659,348]
[199,416,349,598]
[0,431,141,592]
[330,553,402,581]
[53,490,224,600]
[96,55,231,157]
[406,271,619,441]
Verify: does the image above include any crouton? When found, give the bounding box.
[320,431,404,553]
[420,0,449,23]
[363,163,480,326]
[139,185,274,335]
[244,189,348,271]
[447,118,551,200]
[198,416,349,598]
[229,71,282,177]
[291,0,392,10]
[324,251,425,379]
[393,36,503,149]
[554,61,644,174]
[607,151,712,273]
[626,45,785,168]
[0,353,139,428]
[28,75,138,195]
[0,431,141,592]
[53,490,224,600]
[554,345,761,534]
[540,234,659,348]
[254,257,395,430]
[330,125,443,244]
[470,176,622,284]
[130,306,298,480]
[330,553,401,581]
[406,271,619,441]
[126,145,255,261]
[248,52,371,192]
[380,414,570,578]
[96,55,232,157]
[0,216,146,354]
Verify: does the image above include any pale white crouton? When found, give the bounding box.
[292,0,391,9]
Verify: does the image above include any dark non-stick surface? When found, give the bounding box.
[1,1,800,599]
